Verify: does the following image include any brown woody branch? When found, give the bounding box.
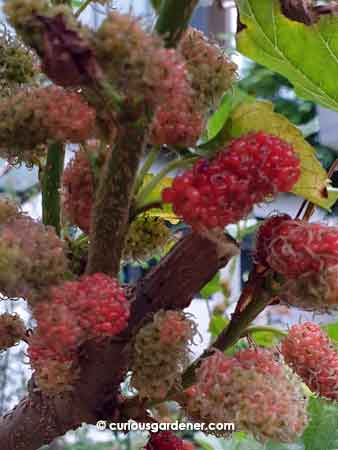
[0,232,239,450]
[86,109,149,277]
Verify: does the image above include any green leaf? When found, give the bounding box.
[200,273,221,298]
[302,397,338,450]
[228,101,336,209]
[251,330,281,347]
[209,314,228,338]
[236,0,338,112]
[324,321,338,343]
[197,87,254,155]
[139,174,179,224]
[207,88,254,141]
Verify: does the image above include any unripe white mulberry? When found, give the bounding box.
[131,311,197,400]
[185,349,308,442]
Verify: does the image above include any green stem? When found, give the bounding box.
[181,273,273,389]
[155,0,199,47]
[241,325,287,339]
[41,142,65,235]
[214,292,271,351]
[135,156,198,207]
[133,145,161,196]
[74,0,93,17]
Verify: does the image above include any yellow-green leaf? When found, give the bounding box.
[228,101,336,209]
[140,174,180,224]
[236,0,338,112]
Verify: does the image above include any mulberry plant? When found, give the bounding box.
[0,1,337,450]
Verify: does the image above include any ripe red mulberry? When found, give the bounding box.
[28,273,129,393]
[256,217,338,277]
[281,322,338,402]
[145,432,186,450]
[255,214,292,267]
[49,273,130,339]
[162,132,300,230]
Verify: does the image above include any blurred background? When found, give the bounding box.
[0,1,337,449]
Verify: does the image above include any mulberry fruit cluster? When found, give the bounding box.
[145,432,193,450]
[149,49,204,147]
[0,27,37,98]
[131,310,196,400]
[94,11,202,146]
[179,28,237,111]
[62,147,98,234]
[0,86,96,164]
[94,13,189,109]
[255,214,292,267]
[123,215,171,262]
[279,267,338,311]
[256,217,338,277]
[0,313,26,351]
[185,349,308,442]
[29,309,81,394]
[255,215,338,310]
[150,104,204,148]
[28,273,129,393]
[0,197,20,226]
[0,216,67,304]
[162,132,301,229]
[4,0,78,56]
[282,323,338,402]
[4,0,49,33]
[50,273,130,338]
[33,359,80,395]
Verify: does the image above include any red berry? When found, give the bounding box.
[254,214,292,266]
[281,323,338,401]
[28,274,130,370]
[162,187,175,203]
[162,132,300,230]
[256,218,338,276]
[145,432,185,450]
